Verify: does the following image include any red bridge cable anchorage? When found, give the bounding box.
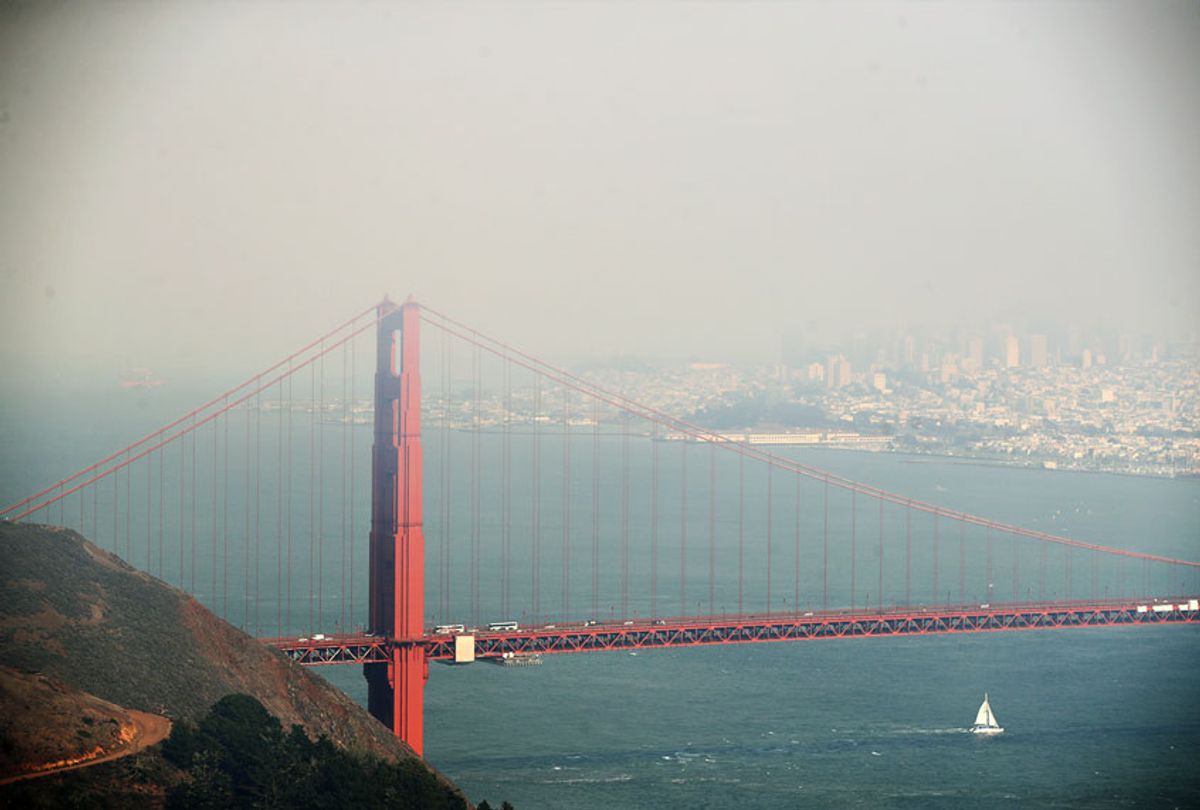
[418,306,1199,569]
[10,313,387,523]
[2,303,377,519]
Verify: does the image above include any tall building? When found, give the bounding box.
[826,354,852,388]
[1005,335,1020,368]
[1030,334,1048,368]
[965,336,984,371]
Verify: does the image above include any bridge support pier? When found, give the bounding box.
[365,297,427,756]
[365,645,427,755]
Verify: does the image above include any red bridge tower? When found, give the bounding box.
[364,297,427,756]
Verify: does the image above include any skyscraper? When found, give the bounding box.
[966,336,984,371]
[1005,335,1020,368]
[1030,334,1048,368]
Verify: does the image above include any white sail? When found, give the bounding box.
[973,694,1000,729]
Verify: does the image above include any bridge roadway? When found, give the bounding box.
[265,597,1198,666]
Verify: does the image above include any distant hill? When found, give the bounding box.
[0,523,472,808]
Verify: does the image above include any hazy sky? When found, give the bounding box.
[1,1,1197,375]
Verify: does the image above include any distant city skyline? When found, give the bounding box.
[2,1,1198,379]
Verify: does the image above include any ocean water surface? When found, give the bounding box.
[3,384,1198,808]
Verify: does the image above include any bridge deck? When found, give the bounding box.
[265,598,1198,666]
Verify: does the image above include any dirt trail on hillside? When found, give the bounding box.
[0,710,171,786]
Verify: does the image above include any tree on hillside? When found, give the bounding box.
[163,694,477,809]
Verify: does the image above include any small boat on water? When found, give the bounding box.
[971,693,1004,735]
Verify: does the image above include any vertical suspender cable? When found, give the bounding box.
[877,497,883,611]
[823,476,830,612]
[255,386,261,633]
[562,388,570,620]
[125,458,131,560]
[766,457,773,613]
[932,510,939,605]
[318,345,325,630]
[503,357,512,619]
[738,453,745,615]
[212,418,218,607]
[179,418,185,586]
[1014,532,1021,602]
[958,522,965,605]
[340,339,347,633]
[245,393,252,628]
[651,422,658,618]
[1039,541,1047,601]
[794,472,801,614]
[287,368,294,633]
[680,438,687,615]
[986,526,993,603]
[146,449,152,572]
[533,373,542,621]
[904,501,911,607]
[277,377,284,637]
[471,344,481,626]
[223,397,229,620]
[591,396,599,620]
[349,327,356,629]
[158,447,164,578]
[849,488,856,609]
[710,443,716,616]
[440,333,451,622]
[190,420,196,596]
[112,462,119,556]
[620,410,629,621]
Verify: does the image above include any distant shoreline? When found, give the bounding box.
[770,443,1195,482]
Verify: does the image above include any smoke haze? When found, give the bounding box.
[1,1,1197,376]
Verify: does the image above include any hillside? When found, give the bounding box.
[0,665,167,782]
[0,522,471,808]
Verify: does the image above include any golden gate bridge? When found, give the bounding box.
[4,298,1198,757]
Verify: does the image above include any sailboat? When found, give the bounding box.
[971,693,1004,735]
